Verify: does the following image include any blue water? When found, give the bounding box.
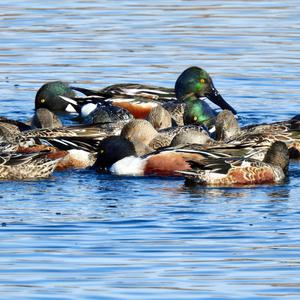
[1,1,300,299]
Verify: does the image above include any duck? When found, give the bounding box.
[30,108,62,129]
[0,139,19,153]
[94,136,151,173]
[65,97,134,129]
[111,109,279,171]
[178,141,289,186]
[240,113,300,135]
[174,66,236,113]
[215,110,300,159]
[120,119,159,146]
[35,81,77,113]
[0,116,31,133]
[0,117,32,152]
[16,143,94,171]
[182,99,218,131]
[119,118,211,150]
[17,123,117,148]
[59,67,237,124]
[146,105,173,130]
[72,82,175,101]
[11,123,122,170]
[69,82,175,119]
[149,124,212,150]
[94,135,226,177]
[95,110,295,177]
[0,150,65,180]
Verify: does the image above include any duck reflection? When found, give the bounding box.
[182,184,250,201]
[182,181,291,203]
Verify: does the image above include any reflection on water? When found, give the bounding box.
[1,0,300,299]
[267,189,290,200]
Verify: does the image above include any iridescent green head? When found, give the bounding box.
[183,100,217,129]
[35,81,76,112]
[175,66,237,115]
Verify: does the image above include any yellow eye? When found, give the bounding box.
[193,116,198,121]
[40,98,46,103]
[200,79,205,84]
[100,149,104,154]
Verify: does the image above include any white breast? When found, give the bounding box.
[109,156,147,176]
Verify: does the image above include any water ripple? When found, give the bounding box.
[1,0,300,299]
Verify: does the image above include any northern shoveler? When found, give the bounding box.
[0,117,32,150]
[63,98,134,126]
[94,136,140,172]
[94,135,223,176]
[95,110,296,177]
[17,144,95,171]
[35,81,77,112]
[183,99,218,130]
[58,66,236,122]
[169,126,213,147]
[214,109,240,141]
[149,124,212,150]
[119,118,211,150]
[11,123,121,170]
[0,151,64,180]
[174,67,235,111]
[216,110,300,143]
[219,110,300,159]
[162,102,185,126]
[120,119,159,146]
[178,141,289,186]
[0,116,31,133]
[0,140,18,153]
[17,123,119,149]
[146,105,173,130]
[104,110,297,176]
[31,108,62,129]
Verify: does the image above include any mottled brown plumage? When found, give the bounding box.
[31,108,62,129]
[178,141,289,186]
[121,119,159,146]
[0,151,62,180]
[146,105,172,130]
[149,125,210,150]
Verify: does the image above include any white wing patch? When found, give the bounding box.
[65,104,77,113]
[60,96,78,106]
[121,88,169,95]
[81,103,97,117]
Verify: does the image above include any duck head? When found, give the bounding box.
[175,66,237,115]
[264,141,289,174]
[94,136,137,171]
[183,99,217,129]
[35,81,76,112]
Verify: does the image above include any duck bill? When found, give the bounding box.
[206,87,237,115]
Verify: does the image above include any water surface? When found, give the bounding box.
[0,1,300,299]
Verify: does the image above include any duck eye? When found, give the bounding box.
[200,79,206,84]
[40,98,46,103]
[100,149,104,154]
[193,116,198,121]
